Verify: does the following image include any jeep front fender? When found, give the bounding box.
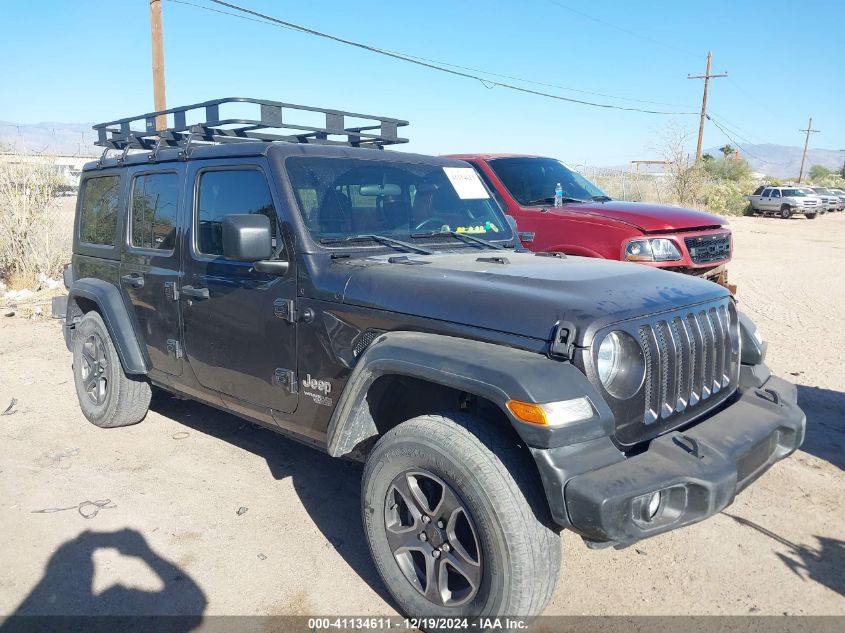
[65,278,150,375]
[326,331,613,457]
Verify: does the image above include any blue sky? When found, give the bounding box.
[1,0,842,165]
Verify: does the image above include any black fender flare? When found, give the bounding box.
[326,331,613,457]
[65,278,150,375]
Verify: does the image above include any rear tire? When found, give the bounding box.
[72,311,151,428]
[780,205,793,219]
[361,413,560,627]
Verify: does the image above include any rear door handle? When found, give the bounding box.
[181,285,209,300]
[120,274,145,288]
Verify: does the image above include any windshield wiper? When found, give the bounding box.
[409,230,504,250]
[525,196,585,206]
[319,234,432,255]
[590,195,612,201]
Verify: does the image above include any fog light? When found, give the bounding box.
[632,490,663,524]
[646,491,661,518]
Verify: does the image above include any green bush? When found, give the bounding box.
[701,157,752,182]
[703,179,753,217]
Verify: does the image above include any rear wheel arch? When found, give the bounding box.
[66,278,150,375]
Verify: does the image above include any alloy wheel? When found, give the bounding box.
[80,334,108,405]
[384,470,482,607]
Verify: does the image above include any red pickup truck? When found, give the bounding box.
[447,154,733,288]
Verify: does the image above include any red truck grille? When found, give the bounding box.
[684,233,731,265]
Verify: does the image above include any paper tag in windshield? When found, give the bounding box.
[443,167,490,200]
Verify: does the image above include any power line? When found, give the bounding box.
[384,51,694,108]
[166,0,691,108]
[542,0,699,58]
[707,111,770,146]
[705,115,786,167]
[166,0,697,116]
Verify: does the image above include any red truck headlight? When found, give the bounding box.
[624,238,682,262]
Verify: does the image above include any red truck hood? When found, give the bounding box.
[535,200,726,232]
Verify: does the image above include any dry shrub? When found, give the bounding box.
[0,149,70,286]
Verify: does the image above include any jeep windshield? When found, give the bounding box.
[285,157,514,248]
[487,157,608,206]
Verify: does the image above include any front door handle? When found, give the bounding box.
[181,285,209,300]
[120,274,145,288]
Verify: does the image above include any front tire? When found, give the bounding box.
[72,311,151,428]
[805,212,818,219]
[780,205,793,219]
[361,414,560,626]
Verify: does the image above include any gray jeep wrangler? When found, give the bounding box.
[61,98,805,625]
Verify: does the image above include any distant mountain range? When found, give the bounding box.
[704,144,843,179]
[0,121,99,156]
[1,121,842,179]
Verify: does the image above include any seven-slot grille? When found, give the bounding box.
[684,233,731,265]
[638,301,738,426]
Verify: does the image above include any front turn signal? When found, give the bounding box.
[507,397,594,427]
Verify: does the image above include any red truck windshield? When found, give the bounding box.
[488,157,608,206]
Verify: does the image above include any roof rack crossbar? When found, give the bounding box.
[94,97,409,152]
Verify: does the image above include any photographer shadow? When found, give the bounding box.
[1,529,206,632]
[796,384,845,471]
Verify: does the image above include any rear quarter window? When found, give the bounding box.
[79,175,120,246]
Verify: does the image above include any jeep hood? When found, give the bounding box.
[538,200,725,232]
[339,251,729,346]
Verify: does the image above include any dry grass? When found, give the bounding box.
[0,149,72,287]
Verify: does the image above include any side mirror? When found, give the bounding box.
[222,214,273,262]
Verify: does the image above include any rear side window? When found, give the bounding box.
[79,176,120,245]
[196,169,277,257]
[131,172,179,250]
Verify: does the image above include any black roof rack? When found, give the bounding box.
[92,97,409,153]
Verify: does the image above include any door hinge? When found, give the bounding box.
[164,281,179,301]
[518,231,536,243]
[274,368,298,393]
[166,339,183,359]
[273,298,296,323]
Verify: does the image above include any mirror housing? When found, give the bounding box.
[222,214,273,262]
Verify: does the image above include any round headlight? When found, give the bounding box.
[596,331,646,399]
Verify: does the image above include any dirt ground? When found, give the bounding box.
[0,213,843,621]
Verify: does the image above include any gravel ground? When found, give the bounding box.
[0,213,843,621]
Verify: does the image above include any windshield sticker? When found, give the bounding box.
[456,222,500,234]
[442,167,490,200]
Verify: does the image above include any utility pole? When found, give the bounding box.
[797,117,820,183]
[149,0,167,130]
[688,51,728,162]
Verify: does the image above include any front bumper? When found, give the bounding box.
[545,375,805,546]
